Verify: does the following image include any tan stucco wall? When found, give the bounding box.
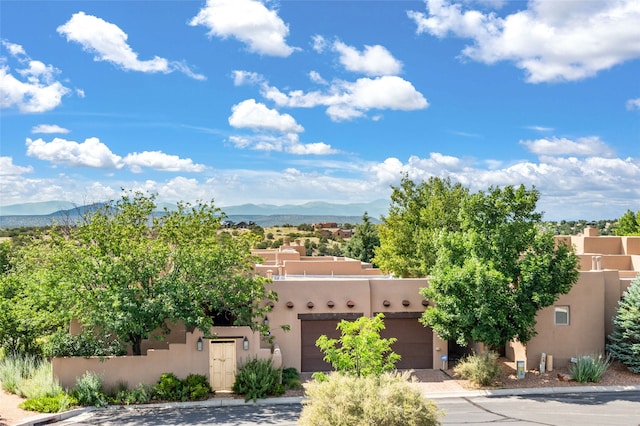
[524,271,605,369]
[53,327,273,391]
[261,277,441,371]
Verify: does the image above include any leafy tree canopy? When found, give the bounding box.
[1,191,275,356]
[375,177,579,347]
[374,176,468,277]
[315,313,400,377]
[342,212,380,264]
[614,209,640,236]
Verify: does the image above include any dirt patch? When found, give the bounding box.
[0,389,38,426]
[454,358,640,390]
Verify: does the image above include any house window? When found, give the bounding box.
[554,306,570,325]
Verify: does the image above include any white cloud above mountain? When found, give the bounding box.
[25,137,205,172]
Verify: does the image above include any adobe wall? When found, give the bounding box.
[263,277,441,371]
[265,279,372,371]
[622,237,640,255]
[53,327,272,391]
[581,237,623,254]
[524,271,605,369]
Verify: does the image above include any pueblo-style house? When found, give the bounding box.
[53,228,640,392]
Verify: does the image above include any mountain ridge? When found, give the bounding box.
[0,200,389,228]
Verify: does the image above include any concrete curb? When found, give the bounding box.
[14,386,640,425]
[423,384,640,399]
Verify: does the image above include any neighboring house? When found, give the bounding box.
[508,227,640,370]
[53,228,640,392]
[314,222,338,229]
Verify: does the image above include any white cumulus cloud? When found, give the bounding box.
[521,136,615,157]
[229,99,304,133]
[58,12,204,79]
[32,124,70,134]
[263,75,428,121]
[123,151,207,173]
[0,40,72,112]
[408,0,640,83]
[0,157,33,176]
[332,40,403,76]
[190,0,296,57]
[26,137,123,169]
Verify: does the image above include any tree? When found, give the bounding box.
[0,233,77,355]
[614,209,640,236]
[420,184,580,347]
[2,191,275,356]
[607,276,640,373]
[374,176,468,277]
[315,313,400,377]
[343,212,380,264]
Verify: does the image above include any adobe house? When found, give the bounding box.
[53,230,640,391]
[507,228,640,370]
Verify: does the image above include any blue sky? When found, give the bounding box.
[1,0,639,220]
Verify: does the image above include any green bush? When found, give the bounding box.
[299,372,442,426]
[232,357,284,402]
[20,392,77,413]
[154,372,185,401]
[570,354,611,383]
[153,373,211,402]
[72,371,108,407]
[282,367,302,389]
[454,351,501,387]
[43,330,126,358]
[110,383,154,405]
[183,374,212,401]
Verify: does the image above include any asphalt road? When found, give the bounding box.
[55,391,640,426]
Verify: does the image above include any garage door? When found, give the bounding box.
[300,319,341,372]
[380,317,433,369]
[300,314,433,372]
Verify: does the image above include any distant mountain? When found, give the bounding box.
[0,201,78,216]
[0,199,389,229]
[222,199,389,218]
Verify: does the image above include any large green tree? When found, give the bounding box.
[420,184,579,347]
[374,176,468,277]
[342,212,380,264]
[614,209,640,236]
[1,192,275,356]
[607,276,640,373]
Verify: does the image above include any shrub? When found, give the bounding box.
[0,355,61,398]
[454,351,501,387]
[316,313,400,377]
[154,372,185,401]
[72,371,108,407]
[232,357,284,402]
[20,392,77,413]
[570,354,611,383]
[110,383,153,405]
[282,367,302,389]
[183,374,212,401]
[43,330,126,358]
[299,372,442,426]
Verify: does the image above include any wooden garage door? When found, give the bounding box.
[300,319,341,372]
[380,317,433,369]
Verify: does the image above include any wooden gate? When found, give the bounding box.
[209,340,236,391]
